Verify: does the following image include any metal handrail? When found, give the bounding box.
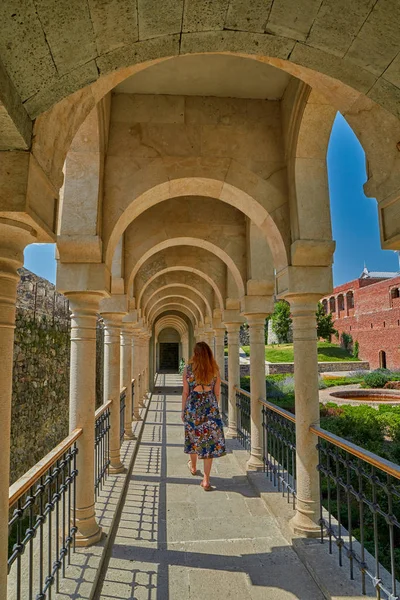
[95,399,112,420]
[233,384,251,398]
[311,424,400,481]
[259,398,296,424]
[221,378,228,386]
[9,428,83,507]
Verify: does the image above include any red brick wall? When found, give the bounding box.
[322,275,400,370]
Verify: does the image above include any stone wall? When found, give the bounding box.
[266,361,370,375]
[10,269,71,484]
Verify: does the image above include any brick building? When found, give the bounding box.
[321,265,400,370]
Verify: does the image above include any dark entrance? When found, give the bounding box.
[379,350,387,369]
[159,343,179,372]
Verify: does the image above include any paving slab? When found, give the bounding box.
[97,374,325,599]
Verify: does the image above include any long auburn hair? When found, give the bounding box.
[189,342,219,384]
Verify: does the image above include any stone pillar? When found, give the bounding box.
[132,331,142,420]
[0,220,36,598]
[182,333,190,363]
[120,327,135,439]
[224,322,241,438]
[245,314,267,471]
[67,292,104,545]
[214,327,226,378]
[102,314,125,473]
[205,330,215,352]
[289,294,321,537]
[144,333,151,393]
[137,334,146,407]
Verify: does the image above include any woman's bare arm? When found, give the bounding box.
[214,371,221,405]
[181,368,189,420]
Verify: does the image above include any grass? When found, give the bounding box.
[241,341,359,363]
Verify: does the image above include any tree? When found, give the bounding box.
[271,301,292,343]
[316,302,337,341]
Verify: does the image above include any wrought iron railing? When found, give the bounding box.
[8,429,81,599]
[260,400,296,508]
[312,425,400,600]
[120,388,126,443]
[131,378,135,418]
[234,386,251,451]
[94,401,111,498]
[220,379,228,424]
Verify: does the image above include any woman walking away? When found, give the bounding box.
[181,342,226,491]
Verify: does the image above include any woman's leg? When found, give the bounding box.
[190,453,197,473]
[202,458,213,486]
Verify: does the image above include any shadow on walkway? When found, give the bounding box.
[94,374,327,600]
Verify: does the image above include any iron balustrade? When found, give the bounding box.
[8,428,81,600]
[234,386,251,451]
[131,378,135,418]
[312,425,400,600]
[220,379,228,424]
[94,401,111,499]
[120,388,126,443]
[260,399,296,508]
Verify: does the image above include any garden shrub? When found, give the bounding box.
[362,370,390,388]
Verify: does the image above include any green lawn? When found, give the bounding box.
[241,342,359,363]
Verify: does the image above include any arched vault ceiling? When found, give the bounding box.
[124,196,247,289]
[143,285,213,319]
[136,265,224,311]
[150,304,198,327]
[140,275,215,313]
[146,294,206,322]
[131,241,243,299]
[3,7,399,122]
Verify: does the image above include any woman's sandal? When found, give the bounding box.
[187,460,197,476]
[200,481,212,492]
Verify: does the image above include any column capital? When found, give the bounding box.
[64,291,106,313]
[223,309,244,329]
[241,294,274,315]
[101,312,125,328]
[243,313,269,327]
[57,262,111,296]
[99,293,129,314]
[287,293,322,314]
[276,265,333,299]
[0,218,37,273]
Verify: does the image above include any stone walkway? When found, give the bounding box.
[95,374,324,599]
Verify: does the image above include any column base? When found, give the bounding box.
[139,400,146,408]
[290,512,321,538]
[246,454,264,471]
[109,462,125,474]
[133,414,143,421]
[225,427,237,439]
[74,525,103,547]
[124,430,136,440]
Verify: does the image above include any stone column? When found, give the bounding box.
[205,330,215,353]
[137,334,146,407]
[143,333,151,394]
[102,314,125,473]
[224,322,241,438]
[214,327,226,378]
[132,331,142,420]
[67,292,104,545]
[120,326,135,439]
[0,220,36,598]
[289,294,321,537]
[245,314,267,471]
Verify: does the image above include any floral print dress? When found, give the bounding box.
[183,364,226,459]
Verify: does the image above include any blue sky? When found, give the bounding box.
[24,112,399,287]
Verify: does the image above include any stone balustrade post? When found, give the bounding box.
[289,294,322,536]
[137,333,146,407]
[66,292,104,545]
[214,327,226,378]
[102,313,125,473]
[120,326,135,439]
[132,330,142,420]
[245,314,268,471]
[224,319,242,438]
[0,220,37,598]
